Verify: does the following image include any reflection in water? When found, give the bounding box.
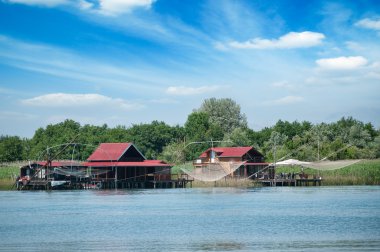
[0,186,379,251]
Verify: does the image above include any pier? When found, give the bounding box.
[17,174,193,190]
[257,177,322,187]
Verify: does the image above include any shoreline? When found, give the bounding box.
[1,159,379,190]
[1,179,380,191]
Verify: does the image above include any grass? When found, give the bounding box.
[0,163,21,190]
[276,159,380,186]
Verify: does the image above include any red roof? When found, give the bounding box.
[199,147,253,158]
[87,143,132,161]
[83,160,172,167]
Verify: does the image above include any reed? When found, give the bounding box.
[0,165,19,179]
[0,163,20,190]
[192,178,259,188]
[276,159,380,185]
[0,179,14,190]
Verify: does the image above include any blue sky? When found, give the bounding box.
[0,0,380,137]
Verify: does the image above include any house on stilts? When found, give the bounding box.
[191,146,322,186]
[16,142,192,190]
[191,146,273,180]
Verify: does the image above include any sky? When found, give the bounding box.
[0,0,380,138]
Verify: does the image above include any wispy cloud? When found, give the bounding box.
[272,81,296,90]
[0,35,169,93]
[316,56,368,70]
[3,0,155,16]
[355,18,380,31]
[165,85,222,96]
[21,93,143,110]
[3,0,69,7]
[96,0,155,16]
[229,31,325,49]
[345,41,365,51]
[78,0,93,10]
[263,96,304,106]
[149,98,179,104]
[0,111,38,120]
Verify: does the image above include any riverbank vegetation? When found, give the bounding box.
[276,159,380,185]
[1,98,380,187]
[0,164,18,190]
[1,160,379,189]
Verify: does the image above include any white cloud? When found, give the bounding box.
[274,96,304,105]
[3,0,154,15]
[229,31,325,49]
[355,18,380,30]
[98,0,155,16]
[78,0,93,10]
[21,93,142,110]
[345,41,365,51]
[316,56,368,70]
[272,81,295,90]
[165,85,222,96]
[263,96,304,106]
[4,0,69,7]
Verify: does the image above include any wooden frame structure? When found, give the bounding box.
[195,147,273,179]
[17,143,192,190]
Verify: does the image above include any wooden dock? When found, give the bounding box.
[258,178,322,187]
[17,174,194,190]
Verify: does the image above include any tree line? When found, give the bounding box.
[1,98,379,163]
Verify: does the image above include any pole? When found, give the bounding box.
[115,166,118,189]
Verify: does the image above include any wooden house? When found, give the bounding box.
[18,161,85,189]
[196,147,273,179]
[82,143,174,189]
[17,142,191,190]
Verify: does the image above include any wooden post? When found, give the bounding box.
[115,166,118,189]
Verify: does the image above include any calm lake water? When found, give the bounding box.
[0,186,379,251]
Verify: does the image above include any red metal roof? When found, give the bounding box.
[83,160,172,167]
[142,160,167,164]
[87,143,132,161]
[199,147,253,158]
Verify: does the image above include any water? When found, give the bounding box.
[0,186,379,251]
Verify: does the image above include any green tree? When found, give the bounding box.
[264,131,288,162]
[348,124,371,148]
[198,98,248,134]
[160,141,186,164]
[309,124,331,160]
[28,119,82,160]
[184,111,224,160]
[247,127,272,148]
[0,135,24,162]
[371,136,380,158]
[222,128,251,147]
[184,112,211,141]
[106,125,129,142]
[127,121,184,159]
